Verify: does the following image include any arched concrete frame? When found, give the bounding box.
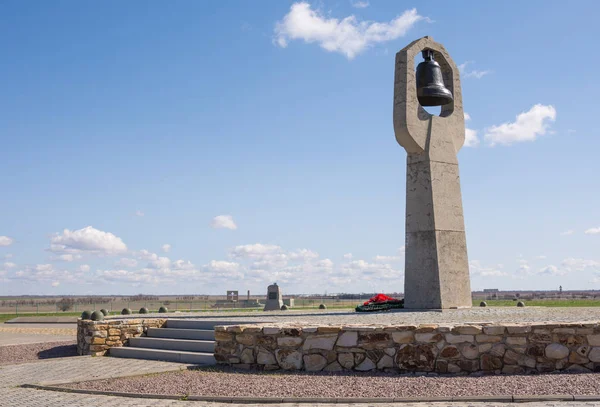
[393,36,466,158]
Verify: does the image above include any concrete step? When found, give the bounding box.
[129,337,215,353]
[165,319,253,330]
[110,347,216,364]
[147,327,215,340]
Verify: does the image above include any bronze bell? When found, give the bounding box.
[416,49,453,107]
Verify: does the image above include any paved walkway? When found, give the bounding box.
[0,322,76,345]
[1,356,600,406]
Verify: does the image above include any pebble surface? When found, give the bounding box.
[0,341,77,365]
[126,307,600,325]
[62,367,600,398]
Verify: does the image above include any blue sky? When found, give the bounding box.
[1,1,599,296]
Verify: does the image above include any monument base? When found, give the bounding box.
[263,300,283,311]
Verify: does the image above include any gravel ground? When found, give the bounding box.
[0,341,77,366]
[62,367,600,398]
[118,307,600,325]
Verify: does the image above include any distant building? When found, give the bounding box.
[483,289,499,293]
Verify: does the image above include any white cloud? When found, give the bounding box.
[562,258,600,272]
[3,262,16,269]
[289,249,319,261]
[13,264,81,283]
[53,254,82,262]
[50,226,127,255]
[517,264,531,275]
[538,265,565,276]
[4,253,13,259]
[79,264,90,272]
[458,61,491,79]
[343,253,353,260]
[0,236,13,246]
[315,258,334,269]
[51,281,60,287]
[484,104,557,146]
[351,0,369,8]
[161,244,171,253]
[534,255,547,260]
[148,256,171,269]
[204,260,243,279]
[96,269,162,285]
[373,255,402,263]
[135,210,144,217]
[116,258,138,268]
[211,215,237,230]
[469,260,508,277]
[465,129,479,148]
[230,243,282,259]
[274,3,426,59]
[585,227,600,235]
[462,113,479,147]
[561,230,574,236]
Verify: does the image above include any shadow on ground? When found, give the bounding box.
[37,344,78,359]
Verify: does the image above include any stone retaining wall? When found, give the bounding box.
[77,318,166,356]
[214,322,600,374]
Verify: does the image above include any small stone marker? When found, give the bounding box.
[264,283,283,311]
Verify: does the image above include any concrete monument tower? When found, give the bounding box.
[393,36,472,309]
[264,283,283,311]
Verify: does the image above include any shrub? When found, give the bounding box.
[57,297,75,312]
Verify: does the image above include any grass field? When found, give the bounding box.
[476,299,600,307]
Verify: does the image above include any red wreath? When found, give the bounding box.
[363,293,402,306]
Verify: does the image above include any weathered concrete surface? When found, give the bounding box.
[393,36,471,309]
[264,283,284,311]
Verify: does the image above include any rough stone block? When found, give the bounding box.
[236,334,255,346]
[215,331,234,342]
[453,326,482,335]
[338,353,354,369]
[337,331,358,347]
[476,334,502,343]
[277,337,303,348]
[445,334,474,344]
[483,326,506,335]
[415,332,443,343]
[317,326,342,334]
[303,354,327,371]
[355,357,376,371]
[506,337,527,346]
[303,334,338,351]
[459,343,479,360]
[588,347,600,362]
[545,343,569,360]
[257,350,276,365]
[506,325,532,334]
[275,349,303,370]
[392,331,414,344]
